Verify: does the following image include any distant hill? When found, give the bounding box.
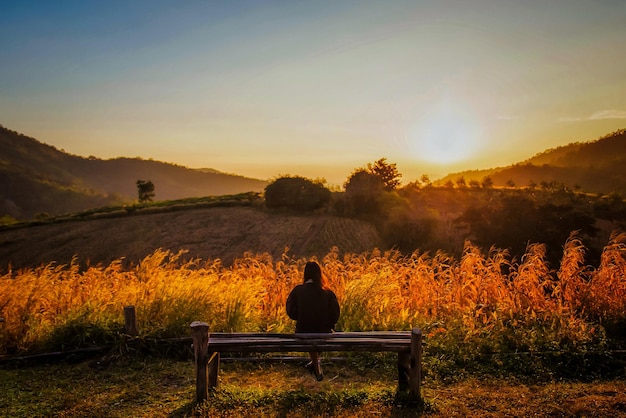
[436,129,626,194]
[0,125,267,220]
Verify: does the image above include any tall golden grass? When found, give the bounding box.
[1,231,624,357]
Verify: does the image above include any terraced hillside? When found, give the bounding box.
[0,206,382,271]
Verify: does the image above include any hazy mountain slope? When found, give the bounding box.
[67,157,267,200]
[0,127,127,218]
[0,206,382,272]
[437,129,626,194]
[0,125,268,219]
[0,169,123,219]
[526,130,626,167]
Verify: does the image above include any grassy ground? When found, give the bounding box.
[1,355,625,417]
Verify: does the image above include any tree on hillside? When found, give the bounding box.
[367,158,402,191]
[264,176,331,212]
[343,169,385,217]
[481,176,493,189]
[136,180,155,203]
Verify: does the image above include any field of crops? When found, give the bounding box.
[0,206,383,272]
[1,230,625,378]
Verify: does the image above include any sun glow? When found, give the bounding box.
[408,98,483,165]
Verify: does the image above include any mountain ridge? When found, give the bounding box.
[435,129,626,193]
[0,125,267,220]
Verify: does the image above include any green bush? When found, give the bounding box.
[264,176,331,212]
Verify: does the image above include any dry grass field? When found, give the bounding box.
[0,206,381,272]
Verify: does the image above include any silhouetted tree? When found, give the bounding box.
[403,180,422,193]
[367,158,402,191]
[593,192,626,220]
[343,169,385,217]
[264,176,330,212]
[136,180,155,203]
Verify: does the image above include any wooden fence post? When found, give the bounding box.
[124,306,139,337]
[191,321,210,403]
[409,328,422,401]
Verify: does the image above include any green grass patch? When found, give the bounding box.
[0,357,429,417]
[2,356,625,417]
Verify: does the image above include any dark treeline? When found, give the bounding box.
[265,158,626,269]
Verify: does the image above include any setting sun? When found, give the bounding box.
[409,98,483,165]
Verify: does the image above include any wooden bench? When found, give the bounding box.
[190,322,423,403]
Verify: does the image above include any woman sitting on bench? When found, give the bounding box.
[286,261,340,381]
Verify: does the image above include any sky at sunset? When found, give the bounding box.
[1,0,625,186]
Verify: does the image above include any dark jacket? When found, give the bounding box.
[286,283,340,333]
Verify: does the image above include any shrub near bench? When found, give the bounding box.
[190,322,422,403]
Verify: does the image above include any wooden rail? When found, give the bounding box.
[190,322,422,404]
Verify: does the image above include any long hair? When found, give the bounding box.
[303,261,328,289]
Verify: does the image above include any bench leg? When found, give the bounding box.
[208,352,220,388]
[397,351,410,391]
[408,328,422,401]
[398,328,423,402]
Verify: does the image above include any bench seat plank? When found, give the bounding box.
[207,338,412,352]
[208,331,412,339]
